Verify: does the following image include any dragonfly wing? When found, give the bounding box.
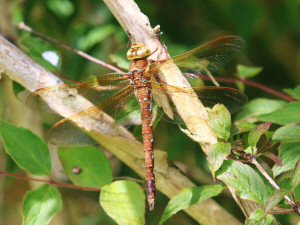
[153,36,244,77]
[26,73,130,113]
[151,82,247,124]
[47,86,140,147]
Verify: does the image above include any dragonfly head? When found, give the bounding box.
[127,43,150,60]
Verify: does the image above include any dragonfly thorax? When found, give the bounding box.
[127,43,151,60]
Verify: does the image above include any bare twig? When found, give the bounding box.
[0,171,102,191]
[0,34,242,225]
[18,22,125,74]
[199,74,295,102]
[251,158,295,206]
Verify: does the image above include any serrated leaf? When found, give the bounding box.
[291,160,300,189]
[283,85,300,100]
[273,122,300,143]
[0,120,51,175]
[237,64,263,79]
[246,209,275,225]
[217,160,268,205]
[23,184,62,225]
[159,184,225,225]
[58,146,112,188]
[100,181,145,225]
[273,143,300,177]
[248,122,272,147]
[207,143,231,178]
[208,104,231,141]
[231,119,256,136]
[264,189,289,214]
[257,102,300,125]
[235,98,287,122]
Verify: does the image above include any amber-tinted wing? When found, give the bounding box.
[150,36,244,76]
[46,86,139,146]
[26,73,131,113]
[151,82,247,123]
[26,73,141,146]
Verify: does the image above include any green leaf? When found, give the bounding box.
[46,0,75,19]
[23,184,62,225]
[159,184,225,225]
[257,102,300,125]
[58,146,112,188]
[248,122,272,147]
[109,54,130,70]
[100,181,145,225]
[0,120,51,175]
[291,160,300,189]
[273,122,300,143]
[13,81,26,98]
[246,209,275,225]
[208,104,231,141]
[231,119,256,136]
[264,189,289,214]
[207,143,231,178]
[217,160,268,205]
[20,36,61,71]
[235,98,287,121]
[283,85,300,100]
[278,178,300,202]
[77,25,116,51]
[237,64,263,79]
[273,143,300,177]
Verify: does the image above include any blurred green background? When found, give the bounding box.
[0,0,300,224]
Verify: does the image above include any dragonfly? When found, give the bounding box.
[26,35,247,211]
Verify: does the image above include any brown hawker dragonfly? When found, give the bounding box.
[26,36,247,210]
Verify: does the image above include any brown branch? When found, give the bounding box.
[0,171,102,191]
[18,22,125,74]
[199,74,295,102]
[0,33,242,225]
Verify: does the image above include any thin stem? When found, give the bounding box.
[198,74,295,102]
[251,158,294,206]
[0,171,101,191]
[18,22,125,74]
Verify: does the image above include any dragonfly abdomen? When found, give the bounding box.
[137,87,155,211]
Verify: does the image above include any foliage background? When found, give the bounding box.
[0,0,300,224]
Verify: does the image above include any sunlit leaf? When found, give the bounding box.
[23,184,62,225]
[217,160,268,205]
[257,102,300,125]
[58,146,112,188]
[100,181,145,225]
[236,64,263,79]
[208,104,231,141]
[246,209,275,225]
[207,143,231,178]
[291,160,300,189]
[273,122,300,143]
[231,119,256,136]
[248,122,272,147]
[0,120,51,175]
[283,85,300,100]
[235,98,287,122]
[264,189,289,214]
[273,143,300,177]
[159,184,225,225]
